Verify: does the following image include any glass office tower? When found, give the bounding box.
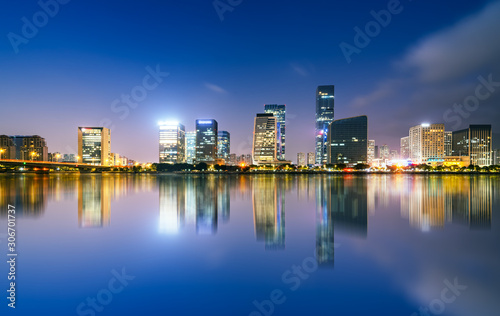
[264,104,286,160]
[327,115,368,166]
[315,85,335,165]
[195,119,218,163]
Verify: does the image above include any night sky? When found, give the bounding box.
[1,0,499,162]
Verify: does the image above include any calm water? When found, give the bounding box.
[0,174,499,316]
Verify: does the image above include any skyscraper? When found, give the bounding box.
[195,119,218,163]
[444,131,453,156]
[400,136,410,159]
[159,122,186,164]
[185,131,196,164]
[307,152,315,165]
[367,140,375,164]
[315,85,335,165]
[252,113,280,164]
[327,115,368,166]
[297,152,306,166]
[452,125,492,166]
[264,104,286,160]
[217,131,230,163]
[409,123,445,164]
[78,127,111,165]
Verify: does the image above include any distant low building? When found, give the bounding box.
[20,135,49,161]
[297,152,306,166]
[0,135,16,159]
[307,152,315,165]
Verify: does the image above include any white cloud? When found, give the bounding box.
[204,82,228,94]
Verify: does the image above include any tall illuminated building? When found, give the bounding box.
[217,131,230,163]
[252,113,280,164]
[307,152,315,165]
[409,123,445,164]
[78,127,111,165]
[327,115,368,166]
[297,152,306,166]
[400,136,410,159]
[185,131,196,164]
[452,125,492,166]
[444,131,453,156]
[264,104,286,160]
[315,85,335,165]
[159,122,185,164]
[195,119,218,163]
[367,140,375,164]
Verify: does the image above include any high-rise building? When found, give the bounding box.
[217,131,230,163]
[185,131,196,164]
[367,140,375,164]
[0,135,16,160]
[19,135,49,161]
[400,136,410,159]
[315,85,335,165]
[307,152,315,165]
[390,150,399,160]
[494,149,500,165]
[297,152,306,166]
[159,122,186,164]
[195,119,218,163]
[78,127,111,166]
[452,125,492,166]
[444,131,453,157]
[380,144,390,160]
[252,113,280,164]
[264,104,286,160]
[409,123,445,164]
[327,115,368,166]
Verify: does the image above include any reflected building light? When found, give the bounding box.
[78,176,110,228]
[315,176,334,266]
[252,177,285,250]
[158,177,185,234]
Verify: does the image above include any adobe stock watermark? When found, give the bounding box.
[443,73,499,130]
[410,277,467,316]
[213,0,243,21]
[76,267,135,316]
[339,0,407,64]
[7,0,72,54]
[99,65,169,131]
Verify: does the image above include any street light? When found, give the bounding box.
[30,151,37,161]
[0,148,5,160]
[55,153,61,162]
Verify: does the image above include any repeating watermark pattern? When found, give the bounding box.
[249,252,325,316]
[410,278,468,316]
[6,205,17,309]
[7,0,72,54]
[76,267,135,316]
[213,0,243,22]
[339,0,409,64]
[443,73,500,130]
[99,64,169,131]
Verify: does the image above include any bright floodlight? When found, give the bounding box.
[422,123,430,127]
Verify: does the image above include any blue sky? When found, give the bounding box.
[1,0,499,162]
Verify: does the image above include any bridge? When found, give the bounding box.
[0,159,113,171]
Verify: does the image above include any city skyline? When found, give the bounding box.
[1,1,499,162]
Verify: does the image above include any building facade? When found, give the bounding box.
[367,140,375,164]
[159,122,186,164]
[195,119,218,163]
[252,113,280,164]
[327,115,368,166]
[264,104,286,160]
[78,127,111,166]
[20,135,49,161]
[217,131,230,163]
[185,131,196,164]
[315,85,335,165]
[409,123,445,164]
[452,125,492,166]
[297,152,306,166]
[307,152,315,165]
[400,136,409,159]
[444,131,453,156]
[0,135,16,159]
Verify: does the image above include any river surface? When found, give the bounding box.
[0,174,499,316]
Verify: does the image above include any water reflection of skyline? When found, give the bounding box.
[0,175,493,238]
[400,176,493,231]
